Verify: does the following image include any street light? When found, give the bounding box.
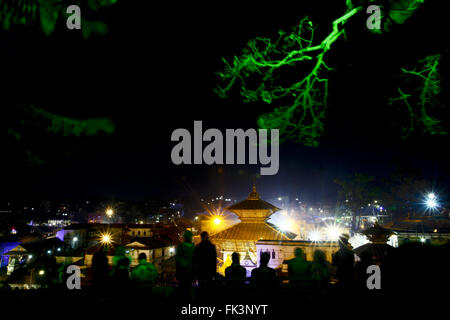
[309,230,322,242]
[106,208,114,217]
[100,232,113,245]
[425,192,438,211]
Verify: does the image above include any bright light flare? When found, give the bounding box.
[207,212,231,231]
[100,232,113,245]
[105,208,114,217]
[424,192,439,212]
[326,226,341,241]
[322,221,344,241]
[309,230,322,242]
[426,198,437,209]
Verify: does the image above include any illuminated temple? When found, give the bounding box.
[211,185,295,274]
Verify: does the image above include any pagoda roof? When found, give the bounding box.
[210,222,295,241]
[225,185,280,220]
[227,199,280,212]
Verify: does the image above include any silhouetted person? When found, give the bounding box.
[251,252,277,287]
[176,230,195,299]
[287,248,311,286]
[111,255,131,300]
[225,252,247,287]
[332,234,355,290]
[112,246,131,276]
[355,250,374,291]
[193,231,217,287]
[92,247,109,289]
[310,250,330,293]
[131,253,158,289]
[113,256,130,283]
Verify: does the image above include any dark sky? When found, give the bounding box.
[1,1,449,203]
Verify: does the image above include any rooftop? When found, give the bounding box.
[211,222,294,241]
[226,185,280,221]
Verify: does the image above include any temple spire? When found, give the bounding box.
[248,184,260,200]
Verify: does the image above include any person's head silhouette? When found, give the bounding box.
[138,253,147,262]
[201,231,209,241]
[339,234,350,248]
[183,230,193,243]
[260,252,270,267]
[232,252,240,264]
[294,248,304,258]
[313,249,326,264]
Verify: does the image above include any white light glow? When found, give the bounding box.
[106,208,114,217]
[426,198,437,209]
[326,226,341,240]
[309,230,322,241]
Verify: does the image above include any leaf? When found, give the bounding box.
[39,1,60,36]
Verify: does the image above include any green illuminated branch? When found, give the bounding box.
[216,5,362,146]
[6,104,115,165]
[24,105,115,136]
[389,54,446,138]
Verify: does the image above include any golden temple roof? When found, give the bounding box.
[210,222,294,241]
[226,184,280,221]
[211,185,295,241]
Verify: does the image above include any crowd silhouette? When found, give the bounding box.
[1,230,450,317]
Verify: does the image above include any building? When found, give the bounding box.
[211,185,296,275]
[256,240,339,272]
[383,215,450,245]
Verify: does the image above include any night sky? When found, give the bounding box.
[1,1,449,203]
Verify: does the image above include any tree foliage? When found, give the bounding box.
[216,0,445,146]
[0,0,117,37]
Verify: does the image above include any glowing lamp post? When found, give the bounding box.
[106,208,114,218]
[425,192,439,212]
[100,233,112,245]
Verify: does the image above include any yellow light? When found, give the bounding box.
[214,218,221,225]
[106,208,114,217]
[100,233,112,245]
[38,270,45,276]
